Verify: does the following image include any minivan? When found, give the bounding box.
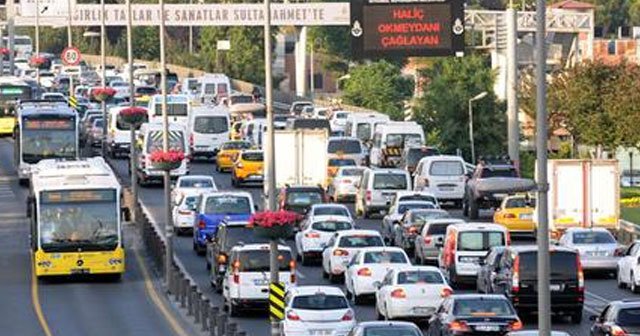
[355,168,412,218]
[135,122,189,185]
[414,155,467,207]
[439,223,510,287]
[493,246,584,323]
[327,136,366,166]
[187,105,230,160]
[107,105,148,158]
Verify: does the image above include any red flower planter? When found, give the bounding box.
[29,56,46,67]
[92,87,117,102]
[249,211,300,239]
[149,149,185,171]
[119,107,148,126]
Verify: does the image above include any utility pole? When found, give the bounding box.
[100,0,107,156]
[188,0,193,54]
[35,0,40,85]
[506,7,519,167]
[535,0,551,334]
[159,0,173,289]
[7,0,15,75]
[126,0,138,221]
[67,0,74,97]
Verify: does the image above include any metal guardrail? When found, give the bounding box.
[619,219,640,244]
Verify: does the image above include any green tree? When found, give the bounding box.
[341,60,413,120]
[414,55,506,160]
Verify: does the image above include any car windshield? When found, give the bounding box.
[224,227,269,248]
[179,178,213,189]
[363,251,408,264]
[426,222,455,235]
[205,196,251,214]
[311,221,352,232]
[340,168,364,177]
[505,198,536,208]
[407,148,440,165]
[291,294,348,310]
[286,191,323,206]
[181,196,199,210]
[356,123,372,141]
[453,298,515,316]
[363,327,422,336]
[194,116,228,134]
[519,251,578,280]
[137,87,157,95]
[373,174,407,190]
[222,142,251,150]
[457,232,505,251]
[329,158,357,166]
[386,133,422,148]
[410,211,450,225]
[242,152,263,161]
[328,139,361,154]
[430,161,465,176]
[313,207,349,217]
[397,270,445,284]
[237,250,291,272]
[338,235,384,248]
[572,231,616,244]
[398,202,435,214]
[481,167,518,178]
[617,308,640,326]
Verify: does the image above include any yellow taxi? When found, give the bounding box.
[215,140,252,172]
[326,157,358,185]
[231,150,264,187]
[493,194,536,234]
[134,95,151,107]
[230,120,246,140]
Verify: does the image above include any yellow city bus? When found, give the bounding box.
[27,158,127,279]
[0,77,33,136]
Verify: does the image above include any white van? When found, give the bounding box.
[147,94,190,126]
[414,156,467,207]
[200,73,231,104]
[187,105,230,159]
[439,223,509,287]
[107,105,148,158]
[222,243,295,316]
[344,112,390,143]
[243,118,267,148]
[355,168,412,218]
[135,122,190,185]
[327,136,366,165]
[329,110,351,133]
[369,122,425,168]
[182,77,201,101]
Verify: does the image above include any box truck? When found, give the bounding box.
[273,129,328,189]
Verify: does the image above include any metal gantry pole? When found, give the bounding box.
[468,99,475,164]
[159,0,173,289]
[506,7,519,166]
[67,0,74,98]
[100,0,107,156]
[7,0,15,75]
[535,0,551,333]
[126,0,138,221]
[35,0,40,85]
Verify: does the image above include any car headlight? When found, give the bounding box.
[37,261,52,268]
[108,258,123,265]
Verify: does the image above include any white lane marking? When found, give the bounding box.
[296,270,306,280]
[586,291,612,304]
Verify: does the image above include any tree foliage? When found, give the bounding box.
[341,60,413,120]
[520,61,640,153]
[413,55,506,160]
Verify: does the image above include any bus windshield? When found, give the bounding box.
[39,189,118,252]
[21,118,77,163]
[0,85,32,113]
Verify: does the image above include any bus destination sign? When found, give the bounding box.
[24,119,75,130]
[41,190,116,204]
[350,0,465,59]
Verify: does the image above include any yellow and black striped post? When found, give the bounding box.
[269,281,285,321]
[68,96,78,109]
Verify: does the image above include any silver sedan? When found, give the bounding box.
[558,227,623,275]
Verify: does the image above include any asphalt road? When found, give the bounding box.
[108,156,640,336]
[0,138,185,336]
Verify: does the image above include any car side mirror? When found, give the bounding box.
[320,243,327,250]
[121,207,131,222]
[372,281,382,289]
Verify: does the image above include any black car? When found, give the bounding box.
[476,246,507,294]
[492,245,584,323]
[426,294,523,336]
[206,220,269,291]
[278,185,327,217]
[392,208,449,254]
[348,321,423,336]
[590,299,640,336]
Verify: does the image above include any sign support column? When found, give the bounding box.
[7,0,15,75]
[506,7,519,167]
[67,0,74,98]
[126,0,138,222]
[100,0,107,156]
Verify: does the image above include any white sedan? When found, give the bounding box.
[617,239,640,293]
[295,215,354,266]
[375,266,452,320]
[344,247,411,305]
[171,175,217,204]
[280,286,356,336]
[172,191,201,235]
[381,201,436,242]
[303,203,352,222]
[321,230,385,283]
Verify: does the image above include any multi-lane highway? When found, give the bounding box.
[108,154,640,336]
[0,138,193,336]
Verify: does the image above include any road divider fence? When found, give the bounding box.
[619,220,640,244]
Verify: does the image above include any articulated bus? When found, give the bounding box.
[0,77,33,136]
[14,101,79,183]
[28,158,126,279]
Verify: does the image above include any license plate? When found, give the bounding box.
[588,251,607,256]
[550,284,562,291]
[475,325,500,332]
[218,265,226,273]
[439,187,454,191]
[413,307,434,315]
[253,279,268,285]
[310,330,332,336]
[71,268,89,275]
[494,194,508,199]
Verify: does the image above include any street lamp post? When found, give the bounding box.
[67,0,74,98]
[35,0,40,85]
[468,91,487,164]
[126,0,138,221]
[100,0,107,156]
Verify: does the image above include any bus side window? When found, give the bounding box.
[27,196,37,251]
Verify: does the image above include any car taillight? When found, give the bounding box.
[189,134,193,147]
[286,310,301,321]
[341,309,354,321]
[365,190,371,202]
[342,179,352,184]
[333,249,348,257]
[305,232,321,238]
[357,268,372,276]
[178,210,192,215]
[448,320,470,332]
[406,226,418,235]
[198,219,206,229]
[614,247,625,257]
[577,254,584,293]
[217,254,227,264]
[424,236,432,244]
[506,232,512,245]
[504,213,516,219]
[512,255,520,293]
[390,288,406,298]
[611,326,628,336]
[232,261,240,284]
[440,287,453,298]
[508,320,523,331]
[423,178,429,187]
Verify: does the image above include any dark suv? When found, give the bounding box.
[492,246,584,323]
[278,185,327,216]
[590,299,640,336]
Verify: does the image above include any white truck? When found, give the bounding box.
[273,129,328,188]
[536,159,619,238]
